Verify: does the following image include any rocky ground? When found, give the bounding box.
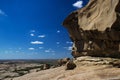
[0,59,58,80]
[13,56,120,80]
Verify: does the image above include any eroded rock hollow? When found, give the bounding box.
[63,0,120,58]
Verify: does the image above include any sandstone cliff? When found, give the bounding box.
[63,0,120,58]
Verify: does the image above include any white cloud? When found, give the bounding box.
[57,30,60,33]
[18,48,22,50]
[30,33,35,36]
[45,50,50,53]
[44,48,55,53]
[68,46,72,50]
[64,46,72,51]
[28,47,35,50]
[56,42,60,44]
[31,41,44,44]
[0,9,7,16]
[38,35,46,38]
[39,47,44,49]
[16,51,19,53]
[66,41,73,44]
[73,0,83,8]
[30,30,35,32]
[63,47,67,49]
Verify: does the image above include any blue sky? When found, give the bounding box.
[0,0,89,59]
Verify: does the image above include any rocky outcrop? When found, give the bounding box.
[58,58,70,66]
[63,0,120,58]
[74,56,120,68]
[13,57,120,80]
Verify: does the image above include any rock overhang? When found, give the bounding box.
[63,0,120,58]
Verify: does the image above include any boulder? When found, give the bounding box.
[63,0,120,58]
[65,61,76,70]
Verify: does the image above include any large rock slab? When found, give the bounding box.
[13,57,120,80]
[74,56,120,67]
[63,0,120,58]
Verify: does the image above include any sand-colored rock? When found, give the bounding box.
[63,0,120,58]
[13,66,120,80]
[13,57,120,80]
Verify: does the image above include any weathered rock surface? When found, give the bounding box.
[13,57,120,80]
[74,56,120,68]
[63,0,120,58]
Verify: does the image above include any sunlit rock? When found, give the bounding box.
[63,0,120,58]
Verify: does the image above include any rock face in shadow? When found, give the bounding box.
[63,0,120,58]
[65,61,76,70]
